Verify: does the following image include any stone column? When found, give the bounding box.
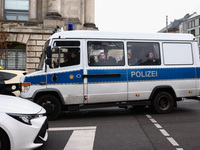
[45,0,62,19]
[84,0,97,29]
[29,0,37,20]
[44,0,63,28]
[0,0,4,20]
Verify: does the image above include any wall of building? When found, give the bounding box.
[0,0,97,72]
[180,14,200,52]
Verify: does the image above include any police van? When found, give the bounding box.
[20,29,200,120]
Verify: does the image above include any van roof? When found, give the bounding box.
[50,30,195,41]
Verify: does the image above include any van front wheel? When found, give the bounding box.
[152,92,174,114]
[36,95,61,120]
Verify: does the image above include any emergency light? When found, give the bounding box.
[68,24,73,31]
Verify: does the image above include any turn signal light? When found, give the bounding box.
[136,94,140,97]
[40,82,46,85]
[21,83,31,87]
[189,91,192,93]
[84,96,87,100]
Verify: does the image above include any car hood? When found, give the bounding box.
[0,95,44,114]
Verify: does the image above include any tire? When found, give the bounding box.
[36,95,61,120]
[152,92,174,114]
[0,129,10,150]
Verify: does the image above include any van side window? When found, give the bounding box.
[87,41,124,66]
[127,42,161,66]
[51,41,80,68]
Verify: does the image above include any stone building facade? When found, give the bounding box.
[0,0,97,72]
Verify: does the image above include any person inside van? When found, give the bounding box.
[69,51,80,65]
[89,55,96,66]
[96,52,108,66]
[127,53,138,66]
[108,56,117,65]
[142,52,159,65]
[60,52,71,67]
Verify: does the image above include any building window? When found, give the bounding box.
[188,20,195,29]
[0,49,26,70]
[191,29,195,36]
[4,0,29,21]
[199,28,200,36]
[199,18,200,26]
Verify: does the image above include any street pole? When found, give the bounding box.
[166,15,168,33]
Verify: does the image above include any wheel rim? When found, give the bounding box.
[41,101,55,115]
[158,95,170,110]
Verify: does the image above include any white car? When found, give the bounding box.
[0,95,48,150]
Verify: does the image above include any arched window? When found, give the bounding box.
[0,43,26,70]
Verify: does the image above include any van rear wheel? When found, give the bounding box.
[36,95,61,120]
[152,92,174,114]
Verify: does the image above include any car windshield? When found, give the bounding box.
[37,40,50,70]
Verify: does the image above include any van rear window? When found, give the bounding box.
[127,42,161,66]
[163,43,193,65]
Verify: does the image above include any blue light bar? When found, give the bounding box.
[68,24,73,31]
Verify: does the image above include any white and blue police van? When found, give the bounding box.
[20,29,200,120]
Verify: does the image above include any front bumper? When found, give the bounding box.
[34,118,48,144]
[1,114,48,150]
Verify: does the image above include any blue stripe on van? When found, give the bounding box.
[24,67,199,85]
[24,70,84,85]
[24,74,46,85]
[88,67,198,83]
[196,67,200,78]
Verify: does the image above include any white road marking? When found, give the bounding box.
[64,129,96,150]
[145,114,183,149]
[154,123,162,129]
[49,126,96,150]
[146,114,152,119]
[49,126,96,131]
[150,118,157,123]
[167,137,179,146]
[160,129,170,136]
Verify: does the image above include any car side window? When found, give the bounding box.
[127,42,161,66]
[0,72,16,81]
[0,73,3,84]
[87,41,124,66]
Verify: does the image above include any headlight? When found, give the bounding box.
[21,82,31,93]
[7,113,44,125]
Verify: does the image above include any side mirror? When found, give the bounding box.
[46,46,52,58]
[45,58,52,66]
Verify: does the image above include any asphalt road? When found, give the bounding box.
[37,99,200,150]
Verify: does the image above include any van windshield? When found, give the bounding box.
[37,40,50,70]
